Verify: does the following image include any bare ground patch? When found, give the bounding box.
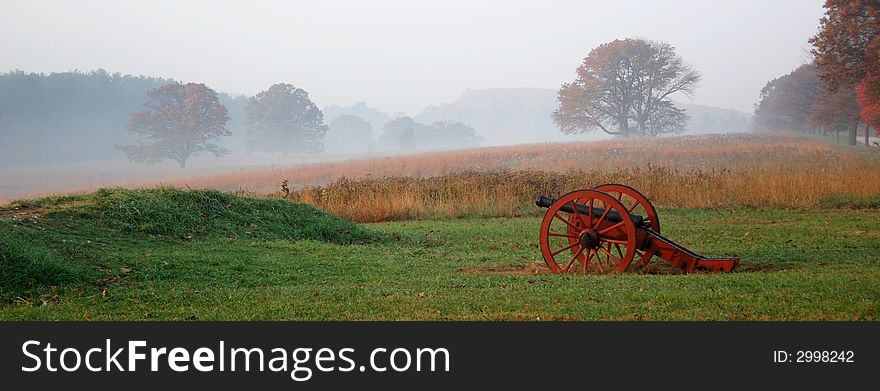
[0,199,89,219]
[460,262,551,275]
[462,261,785,275]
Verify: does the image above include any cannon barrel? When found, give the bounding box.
[535,195,646,227]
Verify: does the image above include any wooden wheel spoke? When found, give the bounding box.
[598,220,625,235]
[567,201,592,228]
[540,187,648,275]
[600,243,609,268]
[563,246,585,272]
[598,244,621,263]
[551,241,579,257]
[554,213,581,231]
[582,249,593,273]
[593,206,612,230]
[581,248,589,271]
[593,249,605,273]
[627,201,640,214]
[608,243,619,268]
[553,212,581,231]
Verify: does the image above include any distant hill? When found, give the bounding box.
[415,88,581,145]
[415,88,752,144]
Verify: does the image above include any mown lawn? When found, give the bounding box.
[1,191,878,320]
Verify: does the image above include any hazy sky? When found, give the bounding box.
[1,0,824,114]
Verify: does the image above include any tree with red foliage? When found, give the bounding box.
[810,0,880,144]
[810,0,880,89]
[856,75,880,135]
[117,83,230,169]
[808,86,861,143]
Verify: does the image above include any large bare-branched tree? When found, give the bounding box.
[117,82,230,169]
[245,83,328,155]
[553,38,700,137]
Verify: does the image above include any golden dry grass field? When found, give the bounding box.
[6,133,880,222]
[210,133,879,222]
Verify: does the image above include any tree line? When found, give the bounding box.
[117,82,481,168]
[0,71,481,169]
[754,0,880,146]
[0,70,181,166]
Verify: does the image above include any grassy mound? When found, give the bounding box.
[0,220,80,294]
[0,188,381,296]
[39,187,379,243]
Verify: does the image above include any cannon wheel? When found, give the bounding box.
[539,189,637,273]
[593,184,660,268]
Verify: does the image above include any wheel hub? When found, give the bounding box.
[577,229,600,249]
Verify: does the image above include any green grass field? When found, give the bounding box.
[1,188,878,320]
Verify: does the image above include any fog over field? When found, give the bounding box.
[3,0,880,328]
[0,0,823,199]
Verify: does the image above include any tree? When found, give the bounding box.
[808,85,861,143]
[323,102,392,133]
[810,1,880,90]
[378,117,482,151]
[856,75,880,133]
[553,38,700,137]
[0,70,178,167]
[245,83,328,155]
[809,0,880,144]
[429,120,483,147]
[379,117,418,150]
[325,114,373,153]
[752,77,787,132]
[117,82,230,169]
[752,64,823,132]
[643,100,688,136]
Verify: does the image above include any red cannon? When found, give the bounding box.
[535,184,739,274]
